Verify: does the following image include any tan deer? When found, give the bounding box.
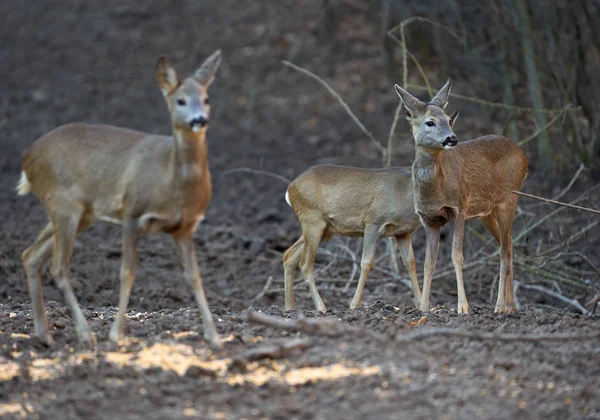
[394,79,528,314]
[283,165,422,312]
[17,50,224,349]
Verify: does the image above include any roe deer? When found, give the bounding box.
[283,165,422,312]
[394,79,528,314]
[17,50,224,349]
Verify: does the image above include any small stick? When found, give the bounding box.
[222,167,290,184]
[512,190,600,215]
[251,276,274,302]
[397,327,600,343]
[517,282,587,314]
[552,163,585,201]
[245,310,345,336]
[235,338,312,362]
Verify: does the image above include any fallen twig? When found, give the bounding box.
[397,327,600,343]
[235,338,312,363]
[516,282,587,314]
[512,190,600,215]
[252,276,274,302]
[585,294,600,315]
[222,167,290,184]
[245,310,345,336]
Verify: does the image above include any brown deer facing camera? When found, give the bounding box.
[17,50,224,349]
[283,165,422,312]
[394,79,528,314]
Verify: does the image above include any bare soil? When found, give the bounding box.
[1,1,599,419]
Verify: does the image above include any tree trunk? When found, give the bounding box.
[515,0,551,170]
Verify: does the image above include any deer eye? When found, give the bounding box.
[177,98,186,106]
[204,97,209,105]
[426,121,435,127]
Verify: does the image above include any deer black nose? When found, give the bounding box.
[190,116,208,129]
[442,135,457,148]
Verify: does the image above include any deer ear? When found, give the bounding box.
[430,78,452,109]
[156,57,179,97]
[449,109,459,129]
[194,49,222,87]
[394,84,426,117]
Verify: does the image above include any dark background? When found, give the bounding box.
[0,1,599,419]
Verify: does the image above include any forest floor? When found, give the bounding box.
[1,1,599,419]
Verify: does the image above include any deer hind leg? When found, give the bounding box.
[174,233,222,350]
[49,199,95,346]
[449,214,469,314]
[480,212,504,310]
[299,217,327,312]
[109,218,139,343]
[496,199,518,313]
[283,236,304,310]
[420,224,441,312]
[349,224,379,310]
[22,223,55,345]
[396,233,421,307]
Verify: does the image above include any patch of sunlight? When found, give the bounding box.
[105,341,381,386]
[171,331,235,343]
[0,402,33,419]
[105,343,231,376]
[226,362,382,386]
[0,352,96,383]
[0,359,20,381]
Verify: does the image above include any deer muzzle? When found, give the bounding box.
[190,116,208,132]
[442,135,457,149]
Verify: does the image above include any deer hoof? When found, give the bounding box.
[37,332,55,347]
[205,333,223,350]
[457,302,470,314]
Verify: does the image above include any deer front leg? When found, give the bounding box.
[174,233,222,350]
[109,218,139,343]
[450,214,469,314]
[396,233,421,307]
[420,224,441,312]
[349,224,379,310]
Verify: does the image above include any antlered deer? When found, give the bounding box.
[17,50,224,349]
[394,79,528,314]
[283,165,422,312]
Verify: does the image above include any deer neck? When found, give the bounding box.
[170,128,210,187]
[412,147,444,192]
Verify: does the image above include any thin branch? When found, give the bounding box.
[405,84,582,114]
[251,276,274,302]
[222,168,290,184]
[517,106,570,146]
[552,163,585,201]
[514,184,600,245]
[512,191,600,215]
[234,338,312,363]
[328,242,359,292]
[397,327,600,343]
[516,282,587,314]
[245,310,346,336]
[282,60,386,157]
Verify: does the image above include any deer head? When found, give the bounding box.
[394,78,459,150]
[156,50,222,133]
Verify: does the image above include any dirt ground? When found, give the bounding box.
[1,1,599,419]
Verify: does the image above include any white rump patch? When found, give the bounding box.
[16,171,31,196]
[285,190,291,207]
